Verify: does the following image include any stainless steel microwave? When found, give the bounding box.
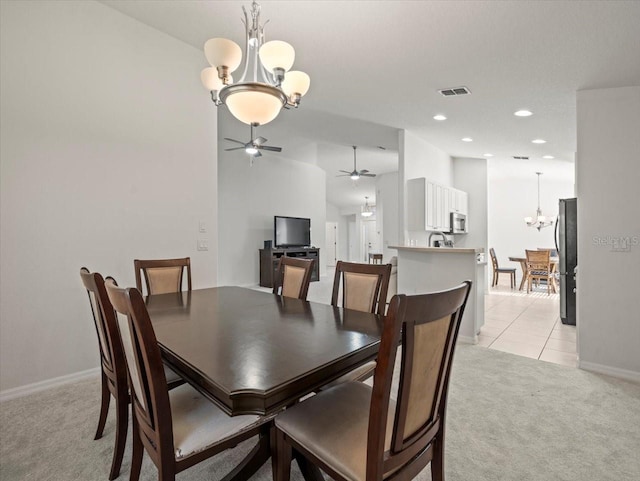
[450,212,467,234]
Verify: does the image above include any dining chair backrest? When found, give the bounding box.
[134,257,192,296]
[80,268,127,388]
[367,281,472,480]
[331,261,392,316]
[526,249,550,272]
[105,280,173,460]
[537,247,559,257]
[489,247,499,269]
[272,257,315,300]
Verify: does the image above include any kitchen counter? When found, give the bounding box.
[389,245,486,343]
[391,246,483,254]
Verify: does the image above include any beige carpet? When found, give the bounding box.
[1,345,639,481]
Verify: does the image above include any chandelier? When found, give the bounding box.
[361,197,374,217]
[200,1,310,126]
[525,172,554,230]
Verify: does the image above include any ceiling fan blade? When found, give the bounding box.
[336,174,351,177]
[260,145,282,152]
[359,169,369,174]
[225,146,246,151]
[338,170,352,174]
[254,136,268,145]
[361,173,377,177]
[224,138,246,145]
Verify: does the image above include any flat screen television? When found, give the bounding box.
[274,216,311,248]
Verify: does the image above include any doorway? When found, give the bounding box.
[362,219,380,262]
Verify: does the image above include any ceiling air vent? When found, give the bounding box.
[512,156,530,160]
[438,86,471,97]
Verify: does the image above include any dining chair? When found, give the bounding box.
[489,248,516,288]
[134,257,192,295]
[272,256,315,300]
[274,281,472,481]
[104,279,272,481]
[80,268,184,480]
[324,261,392,386]
[526,249,555,294]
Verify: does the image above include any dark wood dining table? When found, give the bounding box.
[146,286,383,416]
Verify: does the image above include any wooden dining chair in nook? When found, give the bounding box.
[326,261,392,385]
[272,256,315,300]
[489,248,516,288]
[274,281,472,481]
[104,279,272,481]
[80,268,184,480]
[134,257,192,295]
[526,249,555,294]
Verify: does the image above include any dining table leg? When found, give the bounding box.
[220,425,272,481]
[295,451,325,481]
[517,260,527,291]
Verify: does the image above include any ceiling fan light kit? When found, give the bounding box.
[337,146,377,181]
[201,1,310,126]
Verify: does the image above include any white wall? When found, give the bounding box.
[377,172,399,261]
[399,130,453,245]
[452,158,488,252]
[576,86,640,380]
[487,159,575,285]
[218,152,326,286]
[326,202,349,263]
[0,1,217,392]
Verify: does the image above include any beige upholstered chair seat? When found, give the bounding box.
[170,384,261,460]
[275,382,395,481]
[163,365,182,385]
[321,361,377,390]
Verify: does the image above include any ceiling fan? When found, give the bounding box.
[224,122,282,158]
[337,146,376,180]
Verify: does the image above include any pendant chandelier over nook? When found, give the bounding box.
[361,197,374,217]
[525,172,554,230]
[200,1,310,126]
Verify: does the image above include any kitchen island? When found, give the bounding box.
[389,246,486,343]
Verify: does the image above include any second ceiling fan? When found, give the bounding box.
[224,122,282,158]
[337,146,376,180]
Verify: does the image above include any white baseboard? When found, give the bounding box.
[0,367,100,403]
[579,360,640,384]
[458,334,477,344]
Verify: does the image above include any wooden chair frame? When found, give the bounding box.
[331,261,392,316]
[134,257,192,295]
[275,281,472,481]
[104,281,271,481]
[272,257,315,300]
[80,268,129,480]
[489,248,516,288]
[526,249,555,294]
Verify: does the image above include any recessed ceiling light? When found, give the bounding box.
[433,114,447,121]
[483,153,494,157]
[532,139,546,144]
[514,110,533,117]
[462,137,473,142]
[543,155,555,159]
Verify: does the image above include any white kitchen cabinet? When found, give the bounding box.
[450,188,468,215]
[408,178,465,232]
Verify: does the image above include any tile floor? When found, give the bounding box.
[482,278,577,367]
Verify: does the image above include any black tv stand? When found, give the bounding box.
[259,247,320,288]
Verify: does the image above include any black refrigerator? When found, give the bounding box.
[555,198,577,325]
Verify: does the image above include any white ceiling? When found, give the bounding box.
[101,0,640,207]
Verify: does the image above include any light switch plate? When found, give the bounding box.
[197,239,209,251]
[199,221,207,233]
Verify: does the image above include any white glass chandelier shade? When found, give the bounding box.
[281,71,310,97]
[201,68,233,92]
[200,2,310,126]
[258,40,295,73]
[224,90,284,126]
[525,172,554,230]
[361,197,374,217]
[204,38,242,73]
